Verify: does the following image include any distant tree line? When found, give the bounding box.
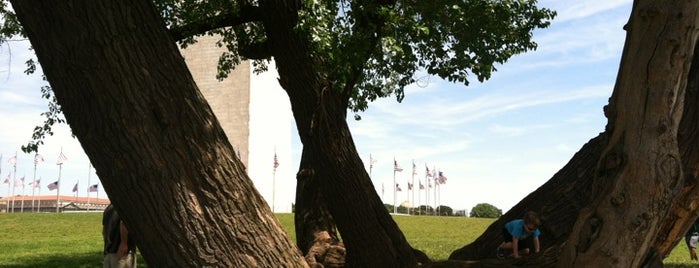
[292,202,501,218]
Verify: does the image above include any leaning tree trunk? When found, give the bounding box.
[11,1,307,267]
[259,1,423,266]
[448,134,606,262]
[448,43,699,268]
[559,1,699,267]
[651,38,699,257]
[449,1,699,267]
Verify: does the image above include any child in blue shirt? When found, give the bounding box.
[497,211,541,259]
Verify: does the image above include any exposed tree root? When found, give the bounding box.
[304,231,346,268]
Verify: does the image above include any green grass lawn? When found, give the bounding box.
[0,213,695,267]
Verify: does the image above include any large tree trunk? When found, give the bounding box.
[259,1,423,266]
[295,146,345,267]
[560,1,699,266]
[449,134,606,261]
[651,37,699,257]
[449,1,699,267]
[10,1,307,267]
[448,43,699,267]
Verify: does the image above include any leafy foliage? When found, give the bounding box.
[159,0,555,115]
[298,0,557,116]
[436,205,453,216]
[21,83,65,153]
[469,203,502,218]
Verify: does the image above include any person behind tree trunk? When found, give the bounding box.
[103,204,137,268]
[685,218,699,261]
[496,211,541,259]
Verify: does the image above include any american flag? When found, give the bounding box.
[425,165,433,177]
[408,182,413,190]
[47,181,58,191]
[34,154,44,165]
[273,153,279,170]
[72,182,78,193]
[438,171,447,184]
[395,183,402,192]
[14,177,24,188]
[8,156,16,167]
[88,184,99,192]
[2,173,9,184]
[370,154,377,170]
[419,181,425,190]
[394,160,403,172]
[29,179,41,188]
[56,152,68,165]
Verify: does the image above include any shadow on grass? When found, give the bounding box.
[665,264,699,268]
[2,251,147,268]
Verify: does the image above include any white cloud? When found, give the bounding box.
[542,0,632,23]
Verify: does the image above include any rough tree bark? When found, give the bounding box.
[560,1,699,266]
[449,1,699,267]
[447,40,699,267]
[651,38,699,257]
[295,146,345,267]
[10,1,307,267]
[259,0,426,267]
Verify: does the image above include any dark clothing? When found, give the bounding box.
[686,219,699,249]
[103,205,136,255]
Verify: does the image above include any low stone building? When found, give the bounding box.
[0,195,110,213]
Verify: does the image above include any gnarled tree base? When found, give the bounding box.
[305,231,346,268]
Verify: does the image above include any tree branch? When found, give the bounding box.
[169,5,264,41]
[239,40,272,59]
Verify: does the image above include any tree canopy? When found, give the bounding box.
[470,202,502,218]
[166,0,554,115]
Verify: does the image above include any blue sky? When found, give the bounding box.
[0,0,632,213]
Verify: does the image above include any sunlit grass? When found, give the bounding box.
[0,213,696,266]
[394,215,493,260]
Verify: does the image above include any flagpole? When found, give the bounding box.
[11,151,17,213]
[425,165,430,215]
[20,175,25,213]
[32,155,38,213]
[272,148,278,213]
[433,165,437,215]
[56,149,65,213]
[411,160,415,214]
[434,170,438,216]
[5,173,9,213]
[393,157,397,214]
[418,180,422,215]
[406,179,409,213]
[36,177,41,212]
[87,163,91,211]
[436,178,440,215]
[369,154,373,177]
[56,163,61,213]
